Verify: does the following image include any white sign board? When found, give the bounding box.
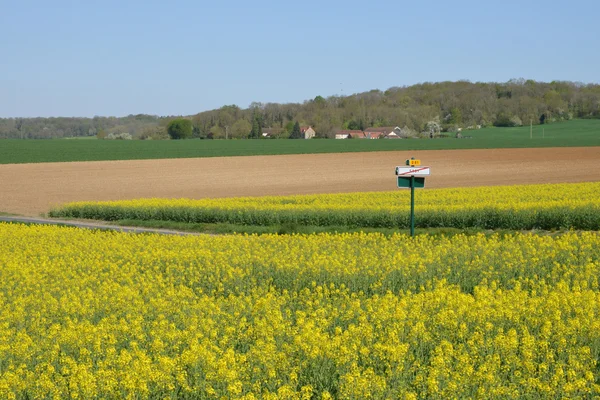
[395,166,431,176]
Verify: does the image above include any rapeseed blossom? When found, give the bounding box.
[1,223,599,397]
[50,182,600,230]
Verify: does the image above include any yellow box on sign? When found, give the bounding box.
[409,159,421,166]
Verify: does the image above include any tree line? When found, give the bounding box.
[0,114,165,140]
[1,79,599,139]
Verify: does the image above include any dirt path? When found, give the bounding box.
[0,216,203,236]
[1,147,599,216]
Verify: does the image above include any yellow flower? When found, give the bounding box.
[0,223,599,397]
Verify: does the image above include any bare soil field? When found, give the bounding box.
[1,147,599,216]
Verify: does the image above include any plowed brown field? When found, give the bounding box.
[1,147,599,216]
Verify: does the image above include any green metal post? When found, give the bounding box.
[410,175,415,237]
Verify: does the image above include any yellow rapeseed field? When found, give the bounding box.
[50,182,600,230]
[1,223,599,398]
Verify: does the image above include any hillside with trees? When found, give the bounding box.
[0,114,166,140]
[1,79,599,139]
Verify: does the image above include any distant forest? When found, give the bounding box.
[2,79,599,139]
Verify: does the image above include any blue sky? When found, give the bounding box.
[2,0,599,117]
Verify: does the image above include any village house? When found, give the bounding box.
[334,130,365,139]
[363,126,404,139]
[334,126,410,139]
[300,126,316,139]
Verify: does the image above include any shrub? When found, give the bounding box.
[106,132,133,140]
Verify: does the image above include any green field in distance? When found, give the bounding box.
[1,119,599,164]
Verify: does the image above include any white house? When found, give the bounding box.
[301,126,316,139]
